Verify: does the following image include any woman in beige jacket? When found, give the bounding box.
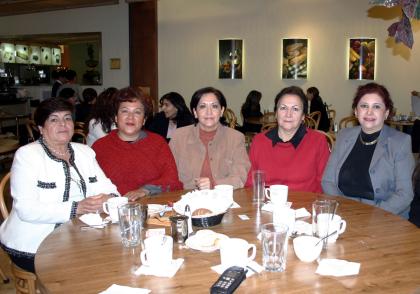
[169,87,250,190]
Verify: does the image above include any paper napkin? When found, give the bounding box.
[231,201,241,208]
[135,258,184,278]
[316,259,361,277]
[211,261,264,278]
[295,207,311,218]
[79,213,103,226]
[99,284,151,294]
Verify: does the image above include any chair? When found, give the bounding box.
[25,120,39,143]
[0,172,38,294]
[308,111,321,129]
[339,116,359,129]
[327,109,336,132]
[304,116,317,129]
[223,108,239,129]
[74,121,86,133]
[315,130,335,151]
[72,129,87,144]
[261,122,277,132]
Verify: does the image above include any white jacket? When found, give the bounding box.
[0,140,119,256]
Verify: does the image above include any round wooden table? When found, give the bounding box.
[35,189,420,293]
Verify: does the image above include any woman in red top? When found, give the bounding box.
[245,86,329,193]
[93,87,182,200]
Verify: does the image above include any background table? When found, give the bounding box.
[36,189,420,293]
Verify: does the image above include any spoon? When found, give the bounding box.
[315,230,337,247]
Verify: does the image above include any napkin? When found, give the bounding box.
[231,201,241,208]
[261,202,292,212]
[79,213,103,226]
[135,258,184,278]
[211,261,264,277]
[99,284,151,294]
[295,207,311,218]
[294,220,313,235]
[316,259,361,277]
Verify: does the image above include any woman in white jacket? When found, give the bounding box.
[0,97,119,273]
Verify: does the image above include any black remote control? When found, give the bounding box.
[210,266,247,294]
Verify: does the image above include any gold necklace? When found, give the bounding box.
[45,142,69,157]
[359,133,378,146]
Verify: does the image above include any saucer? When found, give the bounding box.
[186,230,228,252]
[148,204,165,216]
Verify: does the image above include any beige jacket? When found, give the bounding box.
[169,124,250,190]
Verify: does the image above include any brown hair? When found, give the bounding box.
[352,82,394,114]
[114,87,153,119]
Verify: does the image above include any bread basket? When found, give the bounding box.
[173,190,233,228]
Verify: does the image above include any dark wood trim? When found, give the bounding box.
[129,0,158,108]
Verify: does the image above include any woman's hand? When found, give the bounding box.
[76,193,113,214]
[125,188,149,202]
[194,177,211,190]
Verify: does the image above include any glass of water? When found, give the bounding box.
[118,203,142,247]
[261,223,288,272]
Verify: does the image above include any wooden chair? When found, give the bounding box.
[315,130,335,151]
[308,111,321,129]
[327,109,336,132]
[72,129,87,144]
[304,116,317,129]
[223,108,238,129]
[0,172,38,294]
[25,120,39,143]
[263,112,276,122]
[339,116,359,129]
[261,122,277,132]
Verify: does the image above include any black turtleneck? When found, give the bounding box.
[338,129,381,200]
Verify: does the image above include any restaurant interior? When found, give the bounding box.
[0,0,419,293]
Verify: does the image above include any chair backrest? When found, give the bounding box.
[304,116,317,129]
[308,111,321,129]
[261,122,277,132]
[0,172,11,219]
[339,116,359,129]
[315,130,335,151]
[223,108,238,129]
[72,130,87,144]
[25,120,40,143]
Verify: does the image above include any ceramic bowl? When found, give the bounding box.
[293,236,322,262]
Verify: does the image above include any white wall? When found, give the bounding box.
[158,0,420,122]
[0,0,130,96]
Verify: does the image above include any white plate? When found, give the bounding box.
[148,204,165,216]
[186,231,229,252]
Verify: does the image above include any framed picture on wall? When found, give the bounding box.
[348,38,375,80]
[282,38,308,80]
[218,39,242,79]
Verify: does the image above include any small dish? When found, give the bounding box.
[148,204,166,216]
[186,230,228,252]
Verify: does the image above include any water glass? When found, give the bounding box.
[312,199,338,249]
[118,203,142,247]
[261,223,288,272]
[252,170,265,205]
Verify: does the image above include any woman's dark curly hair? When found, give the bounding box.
[88,87,118,133]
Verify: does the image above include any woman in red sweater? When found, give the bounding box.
[92,87,182,200]
[245,86,330,193]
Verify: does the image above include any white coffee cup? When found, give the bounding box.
[103,197,128,222]
[315,214,346,243]
[220,238,256,268]
[264,185,288,205]
[273,205,295,235]
[214,185,234,202]
[140,235,173,268]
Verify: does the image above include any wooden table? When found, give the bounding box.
[386,119,414,132]
[35,189,420,293]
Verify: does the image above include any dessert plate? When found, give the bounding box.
[186,230,229,252]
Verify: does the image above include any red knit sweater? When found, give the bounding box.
[92,130,182,195]
[245,128,330,193]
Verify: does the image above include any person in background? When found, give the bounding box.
[93,87,182,200]
[86,87,118,146]
[146,92,194,142]
[57,69,82,103]
[170,87,250,190]
[51,69,67,97]
[76,88,97,123]
[306,86,330,132]
[245,86,329,192]
[0,97,119,273]
[241,90,263,133]
[58,87,77,105]
[409,161,420,227]
[322,82,414,218]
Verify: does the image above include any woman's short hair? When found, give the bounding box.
[307,86,319,98]
[34,97,74,127]
[159,92,191,121]
[352,82,394,114]
[274,86,308,114]
[114,87,153,119]
[190,87,227,111]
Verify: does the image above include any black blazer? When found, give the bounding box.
[146,111,194,142]
[310,96,330,132]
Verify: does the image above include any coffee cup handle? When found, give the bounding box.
[102,202,109,214]
[247,244,256,262]
[338,220,347,234]
[140,250,149,266]
[264,188,271,200]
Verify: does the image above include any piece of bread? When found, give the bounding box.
[192,208,213,216]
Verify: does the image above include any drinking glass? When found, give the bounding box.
[261,223,288,272]
[312,199,338,249]
[252,170,265,206]
[118,203,142,247]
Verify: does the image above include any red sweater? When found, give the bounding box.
[245,128,330,193]
[92,130,182,195]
